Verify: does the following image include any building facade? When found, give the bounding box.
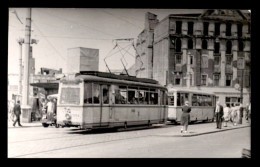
[135,10,251,106]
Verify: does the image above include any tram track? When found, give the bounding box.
[9,124,173,144]
[11,133,153,158]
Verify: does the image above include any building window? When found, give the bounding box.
[202,56,208,68]
[190,55,193,65]
[215,23,220,36]
[203,22,209,36]
[238,40,244,51]
[188,38,193,49]
[214,42,220,53]
[214,56,220,65]
[214,74,220,86]
[176,54,182,64]
[188,22,194,35]
[237,24,243,37]
[226,40,232,54]
[226,55,232,65]
[226,23,232,36]
[201,74,207,86]
[226,75,232,86]
[175,78,181,85]
[226,97,241,107]
[176,21,182,34]
[202,39,208,49]
[175,38,182,52]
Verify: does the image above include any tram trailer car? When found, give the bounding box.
[167,88,216,124]
[57,71,168,130]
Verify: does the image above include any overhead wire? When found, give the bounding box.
[32,21,77,73]
[101,10,143,30]
[35,9,120,39]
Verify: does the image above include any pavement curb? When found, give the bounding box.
[182,125,250,137]
[153,125,250,137]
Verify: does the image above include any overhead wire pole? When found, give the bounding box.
[21,8,32,123]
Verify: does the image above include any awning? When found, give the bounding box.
[30,82,59,89]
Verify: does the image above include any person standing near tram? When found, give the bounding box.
[181,101,191,133]
[238,103,244,124]
[215,101,224,129]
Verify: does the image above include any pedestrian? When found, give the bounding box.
[238,103,244,124]
[245,103,249,123]
[215,101,224,129]
[53,98,57,115]
[231,105,238,126]
[180,101,191,133]
[8,100,15,121]
[13,100,22,127]
[223,104,231,127]
[46,98,54,120]
[248,102,251,124]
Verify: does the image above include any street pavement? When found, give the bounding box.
[8,117,250,158]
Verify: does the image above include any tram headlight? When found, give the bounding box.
[65,113,71,120]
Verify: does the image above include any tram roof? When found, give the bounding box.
[167,88,215,96]
[61,72,166,89]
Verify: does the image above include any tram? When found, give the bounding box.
[56,71,168,130]
[167,88,216,124]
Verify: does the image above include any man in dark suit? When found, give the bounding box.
[215,101,224,129]
[13,100,22,127]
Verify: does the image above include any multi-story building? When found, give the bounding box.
[135,9,251,106]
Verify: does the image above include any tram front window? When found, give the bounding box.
[84,83,100,104]
[60,87,80,104]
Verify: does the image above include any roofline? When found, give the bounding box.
[168,88,215,96]
[62,75,167,90]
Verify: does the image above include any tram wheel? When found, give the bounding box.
[42,123,49,128]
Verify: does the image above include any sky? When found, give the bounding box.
[8,8,205,75]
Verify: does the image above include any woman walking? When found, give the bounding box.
[181,101,191,133]
[223,104,231,127]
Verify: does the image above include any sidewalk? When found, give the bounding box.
[156,121,250,137]
[8,120,42,128]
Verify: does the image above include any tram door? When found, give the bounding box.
[100,85,110,126]
[160,90,167,122]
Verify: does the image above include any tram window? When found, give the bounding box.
[150,92,158,105]
[177,93,189,106]
[128,90,138,104]
[169,96,174,106]
[138,90,146,104]
[93,84,100,104]
[84,83,93,104]
[192,94,198,106]
[145,92,150,104]
[60,87,80,104]
[115,89,127,104]
[102,85,109,104]
[208,96,212,106]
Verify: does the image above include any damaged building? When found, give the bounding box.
[135,9,251,106]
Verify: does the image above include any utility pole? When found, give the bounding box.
[21,8,32,123]
[17,38,24,97]
[237,57,245,105]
